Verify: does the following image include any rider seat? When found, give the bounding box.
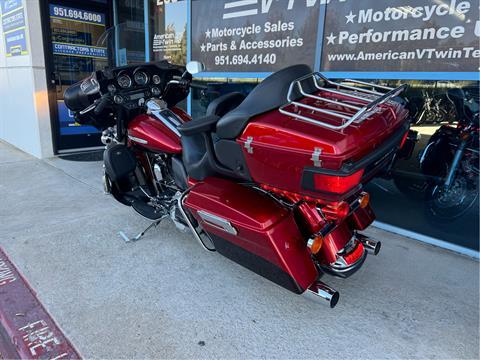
[178,64,314,181]
[215,64,313,139]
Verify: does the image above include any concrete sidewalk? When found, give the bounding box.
[0,141,478,359]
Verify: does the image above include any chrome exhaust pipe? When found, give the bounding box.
[305,281,340,308]
[357,233,381,255]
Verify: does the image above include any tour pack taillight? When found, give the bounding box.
[312,169,364,195]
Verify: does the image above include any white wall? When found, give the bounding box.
[0,0,53,158]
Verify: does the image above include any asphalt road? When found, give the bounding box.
[0,141,478,359]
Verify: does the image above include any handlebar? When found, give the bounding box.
[94,95,111,115]
[79,77,202,115]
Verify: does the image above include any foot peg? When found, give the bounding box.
[357,233,381,255]
[305,281,339,308]
[119,217,166,242]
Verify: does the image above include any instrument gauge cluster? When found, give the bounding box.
[134,70,149,86]
[112,66,169,103]
[117,73,132,89]
[152,74,161,85]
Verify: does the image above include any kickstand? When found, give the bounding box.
[119,216,166,243]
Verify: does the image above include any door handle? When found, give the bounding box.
[52,71,62,92]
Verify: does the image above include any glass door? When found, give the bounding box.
[44,0,111,152]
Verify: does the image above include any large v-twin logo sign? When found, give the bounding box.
[193,0,321,72]
[222,0,340,20]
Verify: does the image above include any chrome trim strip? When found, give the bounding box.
[151,110,182,137]
[197,210,238,235]
[128,135,148,144]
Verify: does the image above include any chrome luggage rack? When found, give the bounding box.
[278,72,408,130]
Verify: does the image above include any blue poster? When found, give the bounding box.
[0,0,21,14]
[4,27,26,56]
[57,101,99,135]
[1,6,24,32]
[1,0,27,56]
[49,4,105,26]
[53,42,107,59]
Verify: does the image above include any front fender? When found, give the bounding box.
[420,127,455,178]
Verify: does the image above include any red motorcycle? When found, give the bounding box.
[65,60,411,308]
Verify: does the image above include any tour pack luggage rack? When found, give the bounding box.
[278,72,408,130]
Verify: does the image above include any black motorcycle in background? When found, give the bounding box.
[409,89,456,125]
[420,89,479,220]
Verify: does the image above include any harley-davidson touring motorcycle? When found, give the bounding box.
[65,53,412,307]
[420,88,479,220]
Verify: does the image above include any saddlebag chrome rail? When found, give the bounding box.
[278,72,408,130]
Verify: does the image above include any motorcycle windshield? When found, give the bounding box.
[96,24,147,67]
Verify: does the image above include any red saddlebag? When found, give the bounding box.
[184,177,318,293]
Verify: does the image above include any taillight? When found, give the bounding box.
[313,169,364,195]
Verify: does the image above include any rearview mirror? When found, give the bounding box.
[186,61,205,75]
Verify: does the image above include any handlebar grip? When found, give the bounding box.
[94,96,110,115]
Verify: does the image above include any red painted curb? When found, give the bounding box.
[0,247,81,359]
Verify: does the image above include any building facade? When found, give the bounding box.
[0,0,478,254]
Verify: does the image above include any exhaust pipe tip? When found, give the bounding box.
[329,291,340,308]
[372,241,381,256]
[357,234,381,256]
[305,281,340,308]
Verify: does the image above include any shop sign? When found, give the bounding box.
[191,0,321,72]
[321,0,480,72]
[52,42,107,59]
[1,0,28,57]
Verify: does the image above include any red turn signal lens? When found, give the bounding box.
[307,236,323,254]
[313,169,364,195]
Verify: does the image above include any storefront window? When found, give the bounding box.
[115,0,145,65]
[364,79,479,250]
[149,0,187,65]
